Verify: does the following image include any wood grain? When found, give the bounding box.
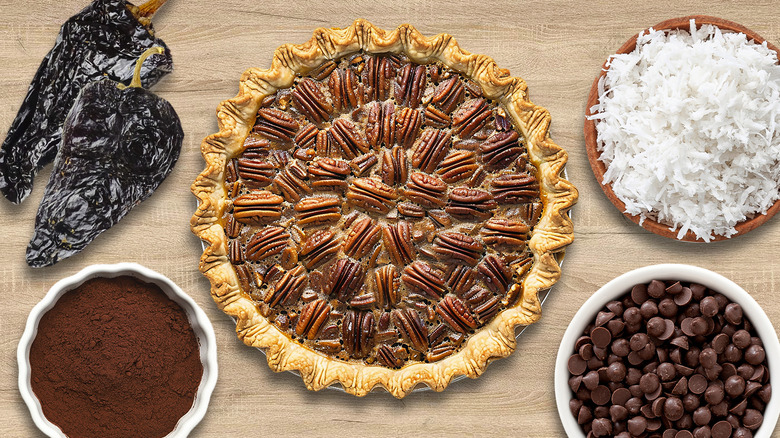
[0,0,778,436]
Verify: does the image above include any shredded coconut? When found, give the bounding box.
[589,20,780,241]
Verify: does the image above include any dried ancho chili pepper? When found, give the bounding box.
[26,47,183,268]
[0,0,173,204]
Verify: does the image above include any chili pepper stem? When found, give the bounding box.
[136,0,169,19]
[119,47,165,90]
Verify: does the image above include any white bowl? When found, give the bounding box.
[17,263,218,438]
[555,264,780,437]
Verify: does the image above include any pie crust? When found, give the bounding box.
[191,19,577,397]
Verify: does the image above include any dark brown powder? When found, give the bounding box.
[29,275,203,438]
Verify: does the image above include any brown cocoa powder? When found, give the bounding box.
[29,275,203,438]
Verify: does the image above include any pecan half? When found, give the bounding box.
[296,299,331,340]
[265,265,307,307]
[397,202,425,219]
[343,310,375,358]
[433,232,483,266]
[427,344,456,362]
[392,308,428,351]
[234,264,254,293]
[376,344,404,368]
[481,218,529,248]
[436,295,477,334]
[348,292,377,309]
[364,55,396,101]
[323,258,365,302]
[299,229,340,269]
[330,118,369,159]
[253,108,299,143]
[308,158,351,191]
[224,214,241,238]
[437,149,478,183]
[382,220,415,265]
[424,105,451,128]
[447,264,476,296]
[292,78,333,124]
[364,103,393,151]
[245,226,290,261]
[445,187,497,220]
[316,130,331,157]
[464,286,501,323]
[491,173,540,204]
[349,153,378,177]
[395,63,427,108]
[295,123,318,149]
[273,162,311,202]
[431,76,465,114]
[402,172,447,208]
[236,159,274,188]
[395,107,424,148]
[478,254,513,294]
[233,191,284,225]
[309,60,337,80]
[519,202,543,227]
[294,196,341,227]
[229,239,243,264]
[346,178,399,214]
[452,98,491,139]
[375,265,400,307]
[380,146,408,186]
[402,261,446,300]
[495,111,512,131]
[343,216,381,259]
[411,129,451,173]
[480,130,523,169]
[328,68,360,112]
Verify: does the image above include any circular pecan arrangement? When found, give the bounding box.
[192,20,577,397]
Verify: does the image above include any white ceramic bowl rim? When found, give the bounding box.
[17,263,219,438]
[555,264,780,437]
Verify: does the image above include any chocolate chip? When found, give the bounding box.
[671,336,690,350]
[569,375,583,392]
[711,333,729,354]
[624,306,642,325]
[732,329,751,349]
[631,283,649,305]
[682,393,700,412]
[676,430,694,438]
[743,409,763,430]
[640,300,659,319]
[692,406,712,426]
[699,348,717,369]
[607,362,626,382]
[724,303,743,325]
[693,425,711,438]
[657,362,676,381]
[725,375,746,398]
[691,317,708,336]
[611,387,631,405]
[609,404,628,422]
[665,396,684,421]
[640,373,661,394]
[607,319,625,337]
[611,338,630,357]
[627,416,647,435]
[733,427,753,438]
[591,326,612,349]
[606,300,623,315]
[724,344,743,362]
[568,354,587,375]
[665,281,682,295]
[577,405,592,424]
[569,398,583,416]
[699,296,718,317]
[579,343,594,360]
[630,333,650,351]
[575,335,592,350]
[583,370,600,390]
[721,362,737,379]
[659,298,679,318]
[729,399,748,416]
[744,344,765,365]
[681,318,696,336]
[711,420,732,438]
[705,382,725,405]
[595,311,615,327]
[688,374,707,394]
[591,418,612,437]
[674,286,693,305]
[689,283,707,300]
[672,376,689,395]
[591,385,611,406]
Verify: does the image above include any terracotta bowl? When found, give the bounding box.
[584,15,780,242]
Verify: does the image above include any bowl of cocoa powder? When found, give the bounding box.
[17,263,218,438]
[555,264,779,437]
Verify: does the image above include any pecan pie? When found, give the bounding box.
[191,20,577,397]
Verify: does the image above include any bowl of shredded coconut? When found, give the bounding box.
[585,16,780,242]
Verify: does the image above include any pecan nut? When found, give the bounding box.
[411,128,451,173]
[342,310,375,358]
[294,196,342,227]
[431,76,465,114]
[452,98,491,139]
[349,153,378,177]
[253,108,299,143]
[265,265,307,307]
[436,295,477,334]
[519,202,543,227]
[328,68,360,112]
[236,158,275,188]
[437,149,478,184]
[395,63,427,108]
[375,264,400,307]
[342,216,381,259]
[294,122,318,149]
[395,107,424,148]
[376,344,404,368]
[447,264,476,296]
[346,177,399,214]
[424,105,451,128]
[299,229,340,269]
[402,172,447,208]
[392,308,428,351]
[245,226,291,261]
[402,261,446,300]
[232,191,284,225]
[480,130,523,170]
[229,239,243,265]
[382,220,416,265]
[380,145,408,186]
[464,286,501,323]
[478,254,513,294]
[323,258,365,302]
[308,158,351,191]
[396,202,425,219]
[480,217,529,248]
[292,78,333,124]
[330,118,369,159]
[433,232,483,266]
[296,299,331,340]
[445,187,497,220]
[490,173,539,204]
[364,55,397,101]
[366,101,395,149]
[273,162,311,202]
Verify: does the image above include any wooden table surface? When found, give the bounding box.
[2,0,780,436]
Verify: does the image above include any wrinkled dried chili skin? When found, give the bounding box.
[0,0,172,204]
[26,79,183,267]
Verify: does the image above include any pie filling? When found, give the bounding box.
[222,52,542,367]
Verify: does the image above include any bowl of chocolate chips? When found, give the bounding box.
[555,264,778,438]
